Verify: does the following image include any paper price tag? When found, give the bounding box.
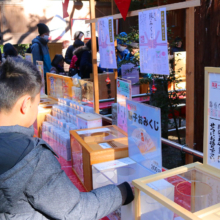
[99,143,112,149]
[94,157,135,171]
[77,128,110,135]
[150,161,161,173]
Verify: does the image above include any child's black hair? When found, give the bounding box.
[0,57,42,111]
[51,55,64,68]
[3,43,18,58]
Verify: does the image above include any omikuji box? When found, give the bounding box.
[70,125,128,191]
[92,158,174,220]
[76,113,102,129]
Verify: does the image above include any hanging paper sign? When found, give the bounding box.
[139,8,169,75]
[114,0,131,21]
[97,17,117,69]
[126,100,162,173]
[36,61,45,95]
[117,78,132,132]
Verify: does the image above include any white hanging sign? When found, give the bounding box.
[139,8,169,75]
[97,17,117,69]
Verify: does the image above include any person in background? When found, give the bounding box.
[73,37,103,79]
[116,32,130,76]
[0,57,134,220]
[65,31,84,65]
[171,37,184,54]
[31,23,51,76]
[50,55,65,75]
[3,43,18,58]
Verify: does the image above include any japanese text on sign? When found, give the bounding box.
[97,17,117,69]
[139,8,169,75]
[207,72,220,169]
[127,100,162,173]
[117,78,132,132]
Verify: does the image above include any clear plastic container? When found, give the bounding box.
[77,126,126,143]
[146,168,220,220]
[92,158,174,220]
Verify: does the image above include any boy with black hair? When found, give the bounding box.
[0,58,134,220]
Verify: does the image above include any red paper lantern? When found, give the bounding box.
[152,84,157,93]
[105,75,111,84]
[114,0,131,21]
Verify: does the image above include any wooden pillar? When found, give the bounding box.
[90,0,99,113]
[185,3,195,164]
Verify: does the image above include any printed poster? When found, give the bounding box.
[97,17,117,69]
[207,73,220,169]
[139,8,169,75]
[126,100,162,173]
[117,78,132,132]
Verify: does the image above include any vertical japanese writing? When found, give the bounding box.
[161,11,165,41]
[218,125,220,162]
[108,19,113,42]
[210,123,216,160]
[149,12,154,39]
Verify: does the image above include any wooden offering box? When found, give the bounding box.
[132,67,220,220]
[70,125,128,191]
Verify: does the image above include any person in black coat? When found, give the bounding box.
[73,37,103,79]
[65,31,84,64]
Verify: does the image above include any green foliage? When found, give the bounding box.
[0,45,3,54]
[14,44,29,57]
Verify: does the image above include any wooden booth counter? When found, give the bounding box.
[70,125,128,191]
[132,67,220,220]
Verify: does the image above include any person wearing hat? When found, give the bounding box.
[65,31,85,65]
[31,23,51,76]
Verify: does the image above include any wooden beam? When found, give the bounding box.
[134,188,141,220]
[185,1,195,164]
[90,0,99,113]
[86,0,200,23]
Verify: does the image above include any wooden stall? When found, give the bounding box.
[132,67,220,220]
[86,0,200,164]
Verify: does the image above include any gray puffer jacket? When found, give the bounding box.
[0,125,122,220]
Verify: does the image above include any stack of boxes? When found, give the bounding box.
[42,98,96,160]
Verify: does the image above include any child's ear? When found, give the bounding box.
[20,96,31,114]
